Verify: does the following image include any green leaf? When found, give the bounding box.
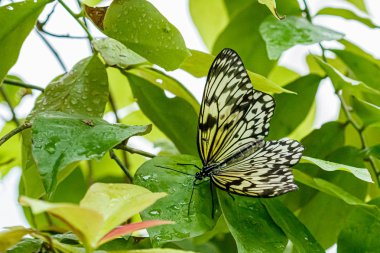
[189,0,228,49]
[258,0,285,20]
[338,198,380,253]
[31,111,151,194]
[339,39,380,66]
[363,145,380,160]
[316,7,378,28]
[351,96,380,127]
[1,75,31,107]
[268,74,322,139]
[260,16,344,60]
[107,67,135,112]
[343,0,368,13]
[80,183,166,241]
[30,55,109,119]
[296,146,368,248]
[314,56,380,95]
[6,238,43,253]
[127,73,198,156]
[333,49,380,91]
[180,50,293,94]
[134,155,217,246]
[293,170,368,207]
[0,227,33,252]
[217,190,287,253]
[103,0,190,71]
[261,199,325,253]
[125,249,196,253]
[0,0,51,82]
[127,67,199,112]
[214,0,301,75]
[267,65,300,86]
[81,0,102,7]
[0,122,22,177]
[93,38,148,68]
[301,156,372,183]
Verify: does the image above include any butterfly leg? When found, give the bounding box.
[210,182,215,219]
[155,165,193,176]
[227,192,235,201]
[187,179,197,216]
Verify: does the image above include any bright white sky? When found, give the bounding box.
[1,0,380,251]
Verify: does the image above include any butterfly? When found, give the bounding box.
[192,48,304,198]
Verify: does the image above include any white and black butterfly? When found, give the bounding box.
[158,48,303,207]
[193,48,303,197]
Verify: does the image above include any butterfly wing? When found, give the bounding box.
[198,48,275,165]
[211,139,303,197]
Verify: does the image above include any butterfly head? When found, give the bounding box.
[195,171,205,180]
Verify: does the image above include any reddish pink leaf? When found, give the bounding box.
[99,220,174,245]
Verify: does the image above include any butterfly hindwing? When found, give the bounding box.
[210,139,304,197]
[197,49,275,165]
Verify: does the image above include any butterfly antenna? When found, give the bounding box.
[177,163,202,171]
[155,165,193,176]
[188,179,196,216]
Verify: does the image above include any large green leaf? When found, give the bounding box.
[103,0,190,71]
[297,147,369,248]
[337,198,380,253]
[268,74,322,139]
[30,55,109,119]
[0,0,51,82]
[261,199,324,253]
[127,73,198,156]
[333,49,380,91]
[260,16,343,60]
[0,122,22,177]
[0,227,34,252]
[180,50,292,94]
[351,97,380,127]
[213,0,301,75]
[217,190,287,253]
[134,155,217,246]
[316,8,378,28]
[189,0,228,49]
[31,111,151,194]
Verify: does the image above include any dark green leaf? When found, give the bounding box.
[217,190,287,253]
[127,73,198,156]
[262,199,324,253]
[0,0,51,82]
[103,0,190,71]
[189,0,228,49]
[31,111,151,195]
[339,40,380,66]
[316,8,378,28]
[363,145,380,160]
[260,16,343,60]
[30,55,109,119]
[6,238,43,253]
[134,155,217,246]
[337,198,380,253]
[92,38,147,68]
[268,74,322,139]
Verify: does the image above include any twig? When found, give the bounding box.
[0,122,32,146]
[76,0,94,52]
[109,150,133,183]
[3,78,44,92]
[115,144,156,158]
[0,87,20,126]
[35,29,68,72]
[58,0,93,41]
[37,26,89,39]
[302,0,312,22]
[39,2,58,26]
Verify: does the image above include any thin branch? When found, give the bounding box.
[115,144,156,158]
[37,25,89,39]
[35,29,68,72]
[76,0,94,52]
[0,122,31,146]
[109,150,133,183]
[337,92,362,133]
[0,87,20,126]
[58,0,93,41]
[3,78,44,92]
[39,2,58,26]
[302,0,312,22]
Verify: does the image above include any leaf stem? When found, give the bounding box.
[109,150,133,183]
[0,87,20,126]
[115,144,156,158]
[35,29,68,72]
[57,0,93,41]
[301,0,312,22]
[3,78,44,92]
[0,122,32,146]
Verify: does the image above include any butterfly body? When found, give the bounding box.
[195,48,304,198]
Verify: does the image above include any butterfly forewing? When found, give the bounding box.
[197,49,275,165]
[211,139,304,197]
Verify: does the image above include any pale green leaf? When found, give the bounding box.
[258,0,285,20]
